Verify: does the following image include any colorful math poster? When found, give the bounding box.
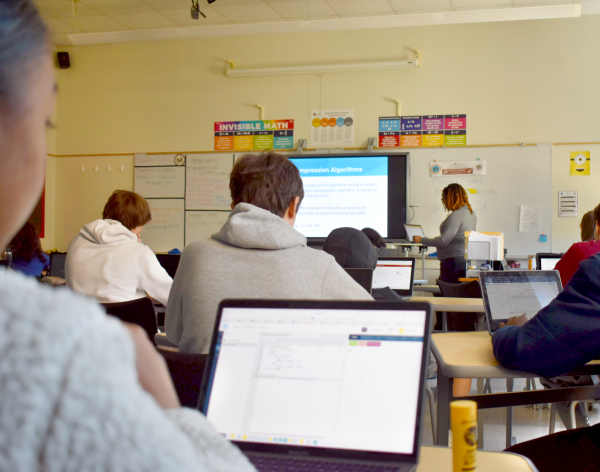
[378,116,400,147]
[214,120,294,151]
[311,109,354,147]
[377,114,466,148]
[570,151,591,175]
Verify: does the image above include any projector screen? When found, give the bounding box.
[288,153,408,240]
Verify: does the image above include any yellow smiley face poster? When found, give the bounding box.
[570,151,590,175]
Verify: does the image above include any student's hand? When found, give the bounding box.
[499,313,530,328]
[413,236,422,244]
[122,323,180,410]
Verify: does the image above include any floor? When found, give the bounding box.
[421,377,600,451]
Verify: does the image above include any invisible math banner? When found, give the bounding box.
[214,120,294,151]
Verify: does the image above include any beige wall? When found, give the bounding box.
[48,14,600,249]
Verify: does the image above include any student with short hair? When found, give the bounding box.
[66,190,173,305]
[166,151,372,354]
[361,227,392,257]
[0,2,253,470]
[553,203,600,287]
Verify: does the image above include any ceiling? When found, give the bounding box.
[36,0,600,46]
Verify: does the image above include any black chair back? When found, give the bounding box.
[101,297,158,341]
[156,346,207,408]
[49,252,67,278]
[437,279,482,299]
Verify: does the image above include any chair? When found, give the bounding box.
[101,297,158,341]
[437,280,482,332]
[156,345,207,408]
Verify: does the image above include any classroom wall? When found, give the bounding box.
[552,144,600,253]
[48,14,600,249]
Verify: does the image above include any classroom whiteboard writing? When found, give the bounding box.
[408,143,552,255]
[186,153,233,210]
[142,199,185,252]
[135,153,186,167]
[185,211,230,244]
[135,166,185,199]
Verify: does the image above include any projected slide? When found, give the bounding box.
[290,156,388,238]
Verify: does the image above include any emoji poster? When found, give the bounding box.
[570,151,590,175]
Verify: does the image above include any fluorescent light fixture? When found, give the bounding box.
[226,57,419,77]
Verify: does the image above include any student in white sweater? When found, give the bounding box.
[66,190,173,305]
[0,2,254,471]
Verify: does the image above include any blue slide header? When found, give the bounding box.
[290,156,388,177]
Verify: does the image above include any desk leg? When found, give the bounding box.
[506,378,514,448]
[437,372,454,446]
[442,312,447,332]
[421,248,426,281]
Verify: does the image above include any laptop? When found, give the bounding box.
[155,253,181,279]
[344,268,373,294]
[373,257,416,299]
[48,252,67,278]
[403,224,425,244]
[199,299,433,472]
[480,270,563,334]
[535,253,563,271]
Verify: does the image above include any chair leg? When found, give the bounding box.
[483,378,492,394]
[569,401,580,430]
[549,403,556,434]
[426,386,437,444]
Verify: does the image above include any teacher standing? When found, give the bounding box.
[413,183,477,283]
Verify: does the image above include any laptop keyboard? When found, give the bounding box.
[248,455,399,472]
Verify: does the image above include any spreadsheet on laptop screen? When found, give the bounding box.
[484,275,560,320]
[373,260,413,290]
[204,307,427,455]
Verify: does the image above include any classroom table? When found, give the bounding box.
[458,278,479,282]
[411,296,483,313]
[431,332,600,449]
[412,285,441,295]
[417,446,538,472]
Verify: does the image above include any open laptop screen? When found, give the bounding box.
[202,306,427,455]
[373,258,415,292]
[480,271,562,333]
[539,257,561,271]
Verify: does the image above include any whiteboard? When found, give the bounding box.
[186,153,233,210]
[185,211,230,244]
[135,166,185,199]
[135,153,186,167]
[142,199,185,252]
[407,143,552,255]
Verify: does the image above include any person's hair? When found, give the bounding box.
[9,221,45,263]
[581,210,596,242]
[0,0,48,112]
[230,151,304,218]
[441,183,473,214]
[102,190,151,231]
[361,227,386,248]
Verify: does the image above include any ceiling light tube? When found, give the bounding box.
[226,58,419,77]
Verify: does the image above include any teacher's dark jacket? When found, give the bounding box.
[492,253,600,378]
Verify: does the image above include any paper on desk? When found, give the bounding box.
[468,231,502,260]
[519,205,541,233]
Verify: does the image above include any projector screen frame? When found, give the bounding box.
[286,151,410,244]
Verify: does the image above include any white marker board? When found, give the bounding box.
[185,211,230,244]
[135,166,185,199]
[135,153,186,167]
[408,143,552,255]
[186,153,233,210]
[142,199,185,252]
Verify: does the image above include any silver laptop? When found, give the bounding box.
[373,257,416,299]
[480,270,563,334]
[199,299,433,472]
[403,224,425,244]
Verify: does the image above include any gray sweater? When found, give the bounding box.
[165,203,373,354]
[421,205,477,260]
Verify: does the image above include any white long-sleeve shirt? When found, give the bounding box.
[66,219,172,305]
[0,270,255,472]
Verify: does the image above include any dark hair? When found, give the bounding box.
[9,221,45,263]
[230,151,304,218]
[442,183,473,214]
[580,210,596,242]
[102,190,152,230]
[361,227,386,248]
[0,0,48,111]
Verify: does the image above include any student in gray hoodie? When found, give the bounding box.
[166,152,373,354]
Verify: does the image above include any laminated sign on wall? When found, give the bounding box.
[429,161,486,176]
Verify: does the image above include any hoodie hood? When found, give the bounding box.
[212,203,307,250]
[80,219,137,245]
[322,227,378,270]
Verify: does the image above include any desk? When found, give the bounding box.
[418,446,538,472]
[413,285,441,295]
[431,332,600,448]
[458,278,479,282]
[411,297,483,313]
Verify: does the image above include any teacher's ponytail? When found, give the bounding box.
[442,184,473,214]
